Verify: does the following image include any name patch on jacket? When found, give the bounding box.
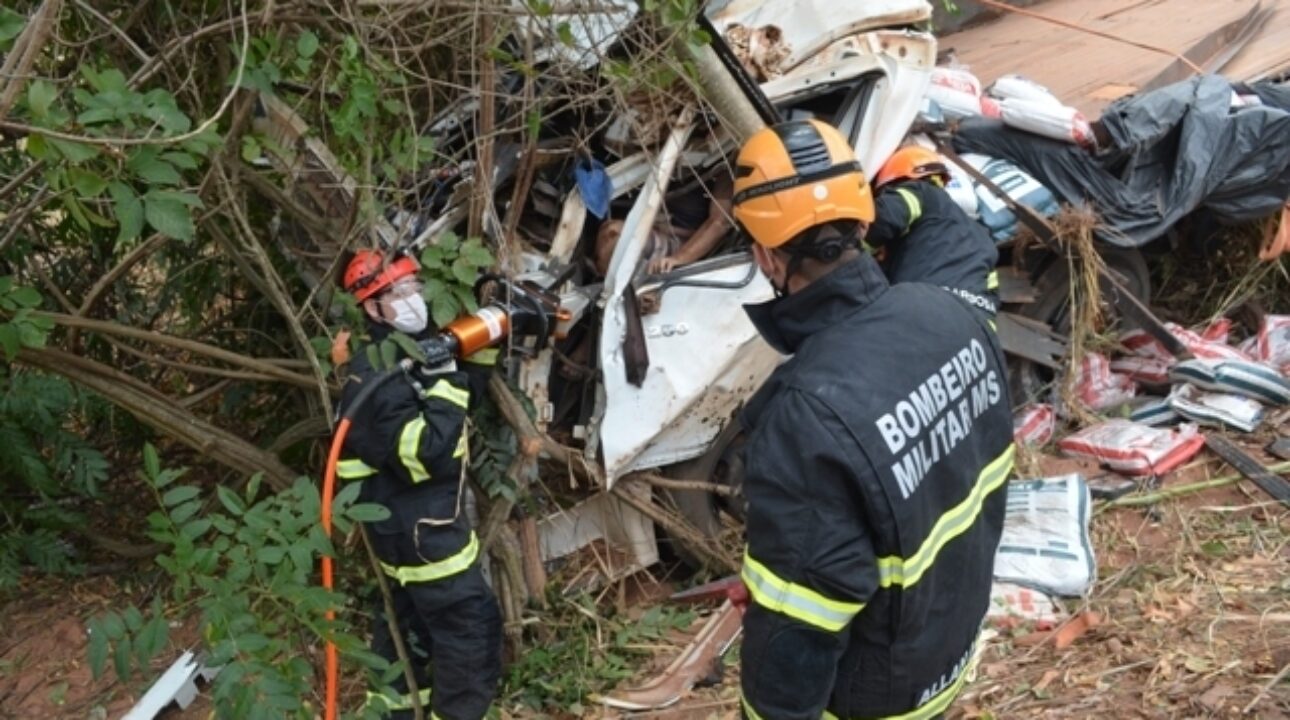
[875,338,1002,499]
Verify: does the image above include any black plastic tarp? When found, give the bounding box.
[952,75,1290,247]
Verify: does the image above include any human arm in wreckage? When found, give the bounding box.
[739,389,880,720]
[864,183,928,251]
[339,365,471,485]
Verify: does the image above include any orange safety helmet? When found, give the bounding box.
[732,120,875,249]
[343,249,419,301]
[874,146,951,189]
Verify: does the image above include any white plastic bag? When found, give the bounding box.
[999,97,1094,146]
[1121,323,1252,362]
[993,474,1095,597]
[1109,356,1171,385]
[1256,315,1290,369]
[1127,395,1179,426]
[962,153,1060,243]
[987,582,1066,630]
[1058,420,1205,476]
[987,74,1062,107]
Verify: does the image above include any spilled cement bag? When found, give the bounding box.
[944,158,980,218]
[961,153,1060,243]
[1070,352,1136,411]
[1110,356,1171,385]
[927,66,985,120]
[987,581,1066,630]
[987,74,1062,107]
[999,97,1094,147]
[1255,315,1290,370]
[1168,384,1265,433]
[1168,358,1290,406]
[993,474,1095,597]
[1013,403,1056,447]
[1059,420,1205,476]
[1127,395,1179,426]
[1120,323,1251,362]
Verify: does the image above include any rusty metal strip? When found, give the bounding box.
[935,139,1192,360]
[1206,435,1290,507]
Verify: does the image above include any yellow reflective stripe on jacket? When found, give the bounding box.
[465,347,499,366]
[741,553,863,632]
[876,445,1015,588]
[425,379,469,409]
[986,270,999,290]
[364,687,431,712]
[337,458,377,479]
[741,690,766,720]
[398,416,432,483]
[453,432,467,459]
[380,532,479,585]
[821,644,975,720]
[895,187,922,233]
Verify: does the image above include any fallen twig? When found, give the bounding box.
[1103,463,1290,508]
[1242,660,1290,715]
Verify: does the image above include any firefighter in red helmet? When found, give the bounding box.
[337,249,501,719]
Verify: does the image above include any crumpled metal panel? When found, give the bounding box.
[711,0,932,68]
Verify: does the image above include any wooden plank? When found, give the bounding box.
[942,0,1290,114]
[1206,435,1290,508]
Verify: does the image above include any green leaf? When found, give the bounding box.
[461,241,494,267]
[332,480,362,512]
[0,8,25,50]
[132,156,181,185]
[68,169,108,198]
[0,325,19,360]
[123,606,143,632]
[169,499,201,525]
[296,30,319,59]
[240,135,262,163]
[9,286,41,308]
[87,626,108,679]
[556,22,576,47]
[217,485,246,516]
[345,503,391,522]
[451,258,477,286]
[143,192,195,241]
[47,138,99,164]
[113,636,133,680]
[99,612,125,639]
[26,81,56,120]
[162,485,200,507]
[162,151,199,170]
[246,473,263,504]
[142,443,161,481]
[430,294,458,328]
[108,182,145,245]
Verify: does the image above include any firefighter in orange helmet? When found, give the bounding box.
[732,121,1014,720]
[337,249,501,719]
[869,145,999,318]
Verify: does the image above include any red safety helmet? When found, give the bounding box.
[343,249,419,301]
[874,146,951,189]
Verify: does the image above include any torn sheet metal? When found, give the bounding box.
[511,0,639,70]
[711,0,931,70]
[598,599,743,710]
[122,650,220,720]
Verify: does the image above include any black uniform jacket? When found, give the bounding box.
[738,256,1014,720]
[867,180,999,317]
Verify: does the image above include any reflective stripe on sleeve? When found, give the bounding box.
[822,637,979,719]
[380,532,479,585]
[740,553,864,632]
[895,187,922,233]
[453,432,467,459]
[425,379,469,409]
[876,445,1015,589]
[465,347,499,366]
[364,687,432,713]
[337,458,377,479]
[398,416,432,483]
[741,690,766,720]
[986,270,999,290]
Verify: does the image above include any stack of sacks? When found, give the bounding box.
[985,74,1095,148]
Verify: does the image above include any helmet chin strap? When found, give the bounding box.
[774,225,856,297]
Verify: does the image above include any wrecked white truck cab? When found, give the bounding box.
[507,0,937,573]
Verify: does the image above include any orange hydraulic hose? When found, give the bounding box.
[322,417,350,720]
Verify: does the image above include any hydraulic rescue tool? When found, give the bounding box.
[321,275,564,720]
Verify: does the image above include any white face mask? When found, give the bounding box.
[386,293,429,334]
